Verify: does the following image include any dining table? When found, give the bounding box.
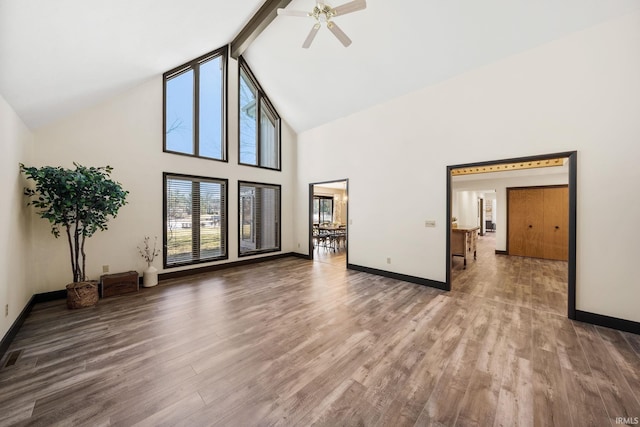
[314,224,347,251]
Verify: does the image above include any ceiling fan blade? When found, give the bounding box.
[302,24,321,49]
[277,8,310,17]
[333,0,366,17]
[327,21,352,47]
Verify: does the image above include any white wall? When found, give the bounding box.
[453,190,481,229]
[30,57,296,292]
[0,93,34,339]
[295,11,640,322]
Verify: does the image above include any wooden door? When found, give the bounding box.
[543,186,569,261]
[508,188,544,258]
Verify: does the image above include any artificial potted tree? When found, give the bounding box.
[21,163,128,309]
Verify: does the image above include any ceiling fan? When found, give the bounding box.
[277,0,367,48]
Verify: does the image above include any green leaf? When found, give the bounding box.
[20,163,128,282]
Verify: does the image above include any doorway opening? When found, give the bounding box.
[446,152,577,319]
[308,179,349,267]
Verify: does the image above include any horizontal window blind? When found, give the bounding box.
[239,182,280,256]
[165,174,227,267]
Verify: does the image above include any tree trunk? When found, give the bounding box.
[80,234,87,282]
[73,215,81,283]
[65,225,76,283]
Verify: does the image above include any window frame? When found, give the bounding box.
[237,56,281,171]
[313,195,334,225]
[238,181,282,257]
[163,172,229,268]
[163,45,228,162]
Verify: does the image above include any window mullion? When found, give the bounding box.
[194,64,200,157]
[331,199,334,222]
[255,93,261,167]
[219,57,226,161]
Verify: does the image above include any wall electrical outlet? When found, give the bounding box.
[298,243,301,248]
[425,220,436,228]
[102,265,109,273]
[387,257,391,264]
[5,304,8,317]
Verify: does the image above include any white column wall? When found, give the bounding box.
[455,191,481,228]
[295,11,640,322]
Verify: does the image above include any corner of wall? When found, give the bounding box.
[0,92,36,341]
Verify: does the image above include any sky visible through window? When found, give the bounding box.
[239,70,257,165]
[165,56,224,159]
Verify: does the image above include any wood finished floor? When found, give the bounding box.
[1,237,639,426]
[452,233,568,317]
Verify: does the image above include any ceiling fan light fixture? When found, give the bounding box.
[312,4,336,21]
[278,0,366,48]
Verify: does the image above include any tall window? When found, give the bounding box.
[238,57,280,170]
[164,46,227,161]
[239,182,281,256]
[164,173,227,267]
[313,196,334,224]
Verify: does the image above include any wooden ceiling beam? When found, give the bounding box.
[230,0,293,59]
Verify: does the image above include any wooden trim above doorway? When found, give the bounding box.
[451,158,565,176]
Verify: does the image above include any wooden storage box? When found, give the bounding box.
[100,271,139,298]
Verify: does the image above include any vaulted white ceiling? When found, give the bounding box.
[1,0,638,132]
[0,0,265,128]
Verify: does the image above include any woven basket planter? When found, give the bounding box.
[66,281,99,309]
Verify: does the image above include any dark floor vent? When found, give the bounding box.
[3,349,22,368]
